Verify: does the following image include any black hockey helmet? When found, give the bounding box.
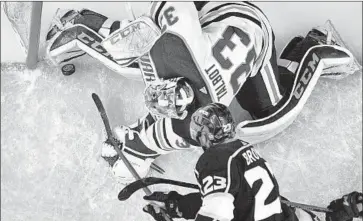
[190,103,235,148]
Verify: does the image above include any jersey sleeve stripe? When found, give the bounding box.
[155,119,173,150]
[149,1,160,18]
[206,2,245,14]
[153,1,167,28]
[243,1,266,15]
[201,12,261,29]
[162,118,173,148]
[260,64,282,105]
[200,4,262,28]
[151,124,162,150]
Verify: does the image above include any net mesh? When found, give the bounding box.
[319,20,362,79]
[2,2,33,52]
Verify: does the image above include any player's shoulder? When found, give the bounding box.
[196,140,246,172]
[196,141,264,173]
[198,2,265,29]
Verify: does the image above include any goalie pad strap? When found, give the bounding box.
[99,18,115,38]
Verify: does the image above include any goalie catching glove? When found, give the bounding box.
[101,115,160,183]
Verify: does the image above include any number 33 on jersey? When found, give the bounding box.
[148,2,271,107]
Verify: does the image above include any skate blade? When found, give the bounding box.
[316,20,362,79]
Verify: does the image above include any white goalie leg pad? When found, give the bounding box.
[316,20,361,79]
[102,16,161,67]
[46,24,142,80]
[235,44,353,145]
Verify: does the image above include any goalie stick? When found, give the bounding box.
[91,93,172,221]
[91,92,164,174]
[118,176,333,214]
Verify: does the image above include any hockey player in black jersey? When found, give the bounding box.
[44,2,361,182]
[142,103,363,221]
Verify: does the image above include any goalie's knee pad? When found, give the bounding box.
[46,8,125,41]
[76,9,130,38]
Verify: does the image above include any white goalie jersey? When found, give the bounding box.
[137,1,275,152]
[143,1,272,105]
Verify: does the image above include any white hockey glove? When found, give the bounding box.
[101,116,160,183]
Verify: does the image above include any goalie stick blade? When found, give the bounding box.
[92,93,113,137]
[118,177,199,201]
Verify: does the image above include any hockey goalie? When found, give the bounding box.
[45,2,361,182]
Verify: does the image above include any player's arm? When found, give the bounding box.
[142,153,238,221]
[144,117,199,154]
[192,151,240,221]
[146,2,213,83]
[148,1,209,60]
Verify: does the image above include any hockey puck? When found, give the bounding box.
[61,64,75,76]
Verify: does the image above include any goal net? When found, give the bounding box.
[2,2,42,68]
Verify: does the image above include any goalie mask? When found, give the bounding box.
[190,103,235,149]
[144,78,195,120]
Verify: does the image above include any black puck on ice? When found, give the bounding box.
[61,64,75,76]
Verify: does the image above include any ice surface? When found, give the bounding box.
[1,2,362,221]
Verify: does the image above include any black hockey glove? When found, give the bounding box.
[143,191,183,220]
[326,191,363,221]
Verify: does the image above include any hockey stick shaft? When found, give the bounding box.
[91,93,172,221]
[280,200,332,213]
[119,177,332,213]
[118,177,199,201]
[92,93,149,193]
